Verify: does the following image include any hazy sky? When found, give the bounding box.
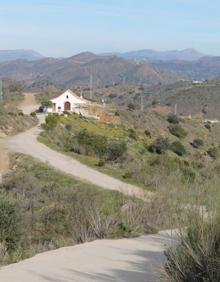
[1,0,220,57]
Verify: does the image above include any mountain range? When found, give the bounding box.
[0,50,44,63]
[0,49,220,90]
[101,48,207,62]
[0,52,181,89]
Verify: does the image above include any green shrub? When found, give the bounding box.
[96,159,105,167]
[191,138,204,149]
[76,129,108,158]
[45,114,60,130]
[18,110,24,116]
[127,103,135,111]
[169,125,187,139]
[30,111,37,118]
[148,137,170,154]
[205,122,211,131]
[122,171,132,179]
[207,147,219,160]
[144,130,151,137]
[170,141,186,156]
[165,213,220,282]
[65,124,72,131]
[128,128,138,140]
[106,140,127,161]
[167,114,179,124]
[0,195,22,252]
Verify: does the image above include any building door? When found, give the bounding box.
[64,101,71,111]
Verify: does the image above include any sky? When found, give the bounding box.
[0,0,220,57]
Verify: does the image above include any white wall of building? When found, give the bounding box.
[48,89,88,113]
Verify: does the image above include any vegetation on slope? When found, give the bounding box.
[0,154,169,266]
[40,110,220,192]
[0,80,37,136]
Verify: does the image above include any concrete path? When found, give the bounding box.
[0,125,151,200]
[0,230,175,282]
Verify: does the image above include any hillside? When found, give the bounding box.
[0,52,182,89]
[89,78,220,119]
[0,50,43,63]
[152,56,220,80]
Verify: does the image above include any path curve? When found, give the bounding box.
[1,92,151,199]
[0,124,151,200]
[0,230,175,282]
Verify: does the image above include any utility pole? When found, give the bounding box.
[0,80,3,103]
[89,74,93,100]
[122,76,126,86]
[174,104,177,115]
[80,86,83,98]
[140,93,144,112]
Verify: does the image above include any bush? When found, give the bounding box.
[76,129,108,158]
[165,213,220,282]
[167,114,179,124]
[148,137,170,154]
[122,171,132,179]
[96,159,105,167]
[144,130,151,137]
[191,138,204,149]
[207,147,219,160]
[45,114,60,130]
[205,122,211,131]
[18,110,24,116]
[127,103,135,111]
[170,141,186,156]
[128,128,138,140]
[169,125,187,139]
[65,124,72,131]
[106,140,127,161]
[30,111,37,118]
[0,195,22,252]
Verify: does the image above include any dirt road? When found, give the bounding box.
[0,230,175,282]
[0,93,174,282]
[18,92,40,114]
[0,125,151,199]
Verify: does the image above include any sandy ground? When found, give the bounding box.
[18,92,40,115]
[0,230,176,282]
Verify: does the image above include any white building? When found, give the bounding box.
[47,89,89,113]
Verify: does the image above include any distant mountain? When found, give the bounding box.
[0,52,182,89]
[102,49,207,62]
[152,56,220,81]
[0,50,44,63]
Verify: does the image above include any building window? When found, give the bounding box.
[66,95,69,99]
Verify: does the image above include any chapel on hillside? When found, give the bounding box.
[47,89,89,113]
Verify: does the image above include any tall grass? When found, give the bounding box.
[165,210,220,282]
